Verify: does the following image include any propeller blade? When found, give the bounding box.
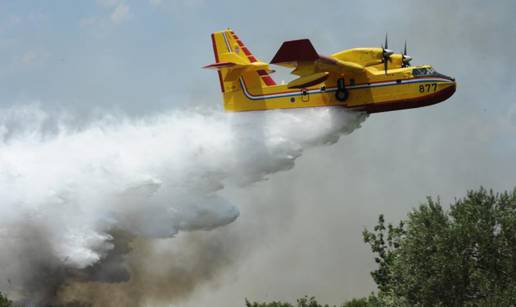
[384,59,388,75]
[384,33,388,50]
[400,41,412,67]
[380,34,392,73]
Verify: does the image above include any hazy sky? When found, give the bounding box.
[1,1,516,306]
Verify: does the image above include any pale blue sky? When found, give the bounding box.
[2,0,514,118]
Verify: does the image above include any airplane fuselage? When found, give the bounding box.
[223,66,456,113]
[207,29,456,113]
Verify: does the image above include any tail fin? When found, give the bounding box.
[205,29,276,94]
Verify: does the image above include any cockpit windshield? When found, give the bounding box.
[412,67,436,76]
[412,67,454,81]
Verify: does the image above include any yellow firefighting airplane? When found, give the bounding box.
[204,29,456,113]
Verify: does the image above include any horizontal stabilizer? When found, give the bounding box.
[204,52,272,82]
[270,39,319,64]
[203,62,237,70]
[203,52,271,81]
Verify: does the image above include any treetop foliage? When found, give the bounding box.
[363,187,516,306]
[245,296,379,307]
[0,292,12,307]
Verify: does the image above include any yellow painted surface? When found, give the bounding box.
[207,29,456,113]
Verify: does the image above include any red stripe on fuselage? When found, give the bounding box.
[262,76,277,86]
[257,70,277,86]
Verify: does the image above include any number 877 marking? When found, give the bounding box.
[419,83,437,93]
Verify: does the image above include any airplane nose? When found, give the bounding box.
[444,80,457,98]
[450,78,457,89]
[433,71,455,82]
[441,75,456,91]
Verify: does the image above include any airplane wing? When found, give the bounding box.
[270,39,364,88]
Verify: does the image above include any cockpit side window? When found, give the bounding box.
[413,67,436,76]
[412,67,454,81]
[412,68,424,76]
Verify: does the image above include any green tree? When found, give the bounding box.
[245,296,329,307]
[339,297,370,307]
[245,298,294,307]
[245,295,381,307]
[0,292,12,307]
[363,187,516,306]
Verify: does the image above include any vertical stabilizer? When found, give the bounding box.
[209,29,276,92]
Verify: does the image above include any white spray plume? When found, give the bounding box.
[0,104,367,301]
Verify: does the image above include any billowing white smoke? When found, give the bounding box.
[0,104,366,300]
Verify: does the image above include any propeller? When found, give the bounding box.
[381,33,394,75]
[401,41,412,68]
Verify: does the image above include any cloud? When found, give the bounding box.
[110,3,131,24]
[19,51,38,66]
[92,0,131,25]
[13,50,48,68]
